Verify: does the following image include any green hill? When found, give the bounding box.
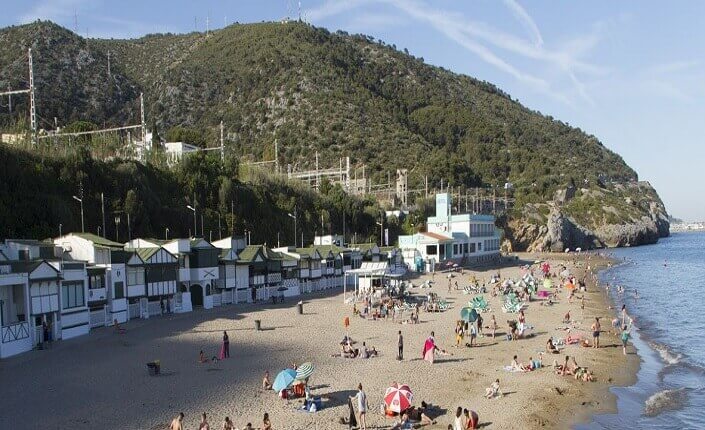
[0,21,668,249]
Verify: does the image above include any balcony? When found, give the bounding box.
[88,287,107,302]
[250,275,266,285]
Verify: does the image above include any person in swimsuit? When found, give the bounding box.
[591,317,601,348]
[262,413,272,430]
[170,413,184,430]
[262,370,273,389]
[198,412,210,430]
[621,325,630,355]
[222,417,235,430]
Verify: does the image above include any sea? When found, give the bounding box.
[578,231,705,429]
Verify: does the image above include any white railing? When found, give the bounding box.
[267,273,282,283]
[89,309,106,328]
[148,301,162,316]
[128,303,140,319]
[2,321,30,343]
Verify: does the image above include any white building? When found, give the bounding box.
[398,193,502,271]
[0,239,90,358]
[212,236,250,304]
[163,141,200,166]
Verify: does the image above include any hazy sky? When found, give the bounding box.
[3,1,703,221]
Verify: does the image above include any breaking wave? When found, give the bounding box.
[644,388,688,417]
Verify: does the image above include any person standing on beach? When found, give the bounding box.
[477,313,483,336]
[398,330,404,360]
[170,412,184,430]
[490,315,497,339]
[621,325,631,355]
[262,412,272,430]
[222,417,235,430]
[621,304,627,327]
[222,331,230,358]
[350,383,368,430]
[198,412,210,430]
[591,317,601,349]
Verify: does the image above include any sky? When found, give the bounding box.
[3,0,703,221]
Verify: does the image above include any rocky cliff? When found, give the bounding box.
[504,181,670,252]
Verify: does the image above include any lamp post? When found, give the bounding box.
[376,219,383,246]
[59,223,62,237]
[165,227,170,240]
[287,207,297,247]
[72,195,84,232]
[114,216,120,242]
[186,205,196,237]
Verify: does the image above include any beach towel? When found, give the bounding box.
[503,366,523,372]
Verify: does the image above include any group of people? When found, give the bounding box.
[170,412,269,430]
[451,407,480,430]
[199,331,231,363]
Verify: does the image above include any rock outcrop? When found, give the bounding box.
[504,182,670,251]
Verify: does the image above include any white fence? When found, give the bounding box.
[89,309,106,328]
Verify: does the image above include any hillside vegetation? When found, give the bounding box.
[0,21,667,248]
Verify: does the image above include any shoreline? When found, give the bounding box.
[551,253,640,428]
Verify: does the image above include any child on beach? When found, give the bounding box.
[262,370,273,389]
[454,321,464,347]
[468,323,477,347]
[490,315,497,339]
[484,379,503,398]
[621,325,631,355]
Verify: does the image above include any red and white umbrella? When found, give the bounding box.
[384,383,413,413]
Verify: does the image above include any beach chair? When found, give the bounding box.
[470,296,490,312]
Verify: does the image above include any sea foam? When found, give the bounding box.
[644,388,688,417]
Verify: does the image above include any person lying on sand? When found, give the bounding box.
[404,406,434,425]
[484,379,503,398]
[199,350,218,363]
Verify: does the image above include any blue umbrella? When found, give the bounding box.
[272,368,297,393]
[460,307,478,322]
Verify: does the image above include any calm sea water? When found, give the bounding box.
[578,232,705,430]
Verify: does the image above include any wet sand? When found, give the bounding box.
[0,253,638,429]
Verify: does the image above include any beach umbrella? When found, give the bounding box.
[384,383,413,413]
[295,362,315,381]
[272,368,297,393]
[460,307,478,322]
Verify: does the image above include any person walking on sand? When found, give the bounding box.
[222,331,230,358]
[198,412,210,430]
[350,383,368,430]
[621,325,631,355]
[398,330,404,360]
[591,317,601,349]
[490,314,497,339]
[477,313,483,336]
[170,412,184,430]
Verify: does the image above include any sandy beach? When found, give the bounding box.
[0,253,638,430]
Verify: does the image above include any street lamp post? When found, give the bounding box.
[287,207,297,247]
[187,205,196,237]
[165,227,170,240]
[376,219,383,246]
[114,216,120,242]
[72,195,84,233]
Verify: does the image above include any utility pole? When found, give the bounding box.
[315,151,319,190]
[101,193,106,237]
[127,213,131,242]
[139,92,146,147]
[230,200,234,235]
[28,49,36,145]
[274,138,279,174]
[220,120,224,162]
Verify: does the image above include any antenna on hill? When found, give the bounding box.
[194,16,197,32]
[298,1,302,21]
[73,9,78,33]
[206,11,210,35]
